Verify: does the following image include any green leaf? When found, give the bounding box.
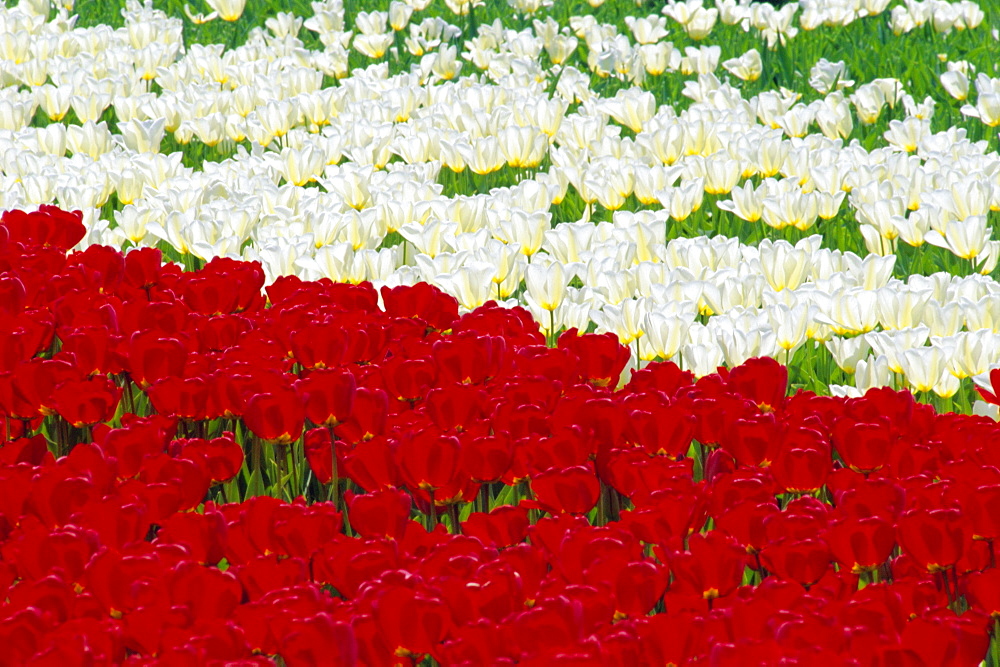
[245,468,266,500]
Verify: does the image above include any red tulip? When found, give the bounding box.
[51,376,121,427]
[727,356,787,411]
[824,517,896,574]
[127,330,188,388]
[380,356,436,402]
[462,505,530,548]
[155,508,228,565]
[558,330,630,388]
[123,246,164,290]
[530,465,601,515]
[770,427,831,493]
[432,333,506,385]
[832,417,894,473]
[612,561,668,617]
[395,429,461,492]
[896,509,967,573]
[760,538,832,587]
[147,376,210,421]
[381,282,458,331]
[280,614,357,667]
[461,433,513,483]
[335,387,388,444]
[295,368,356,427]
[626,402,696,459]
[170,434,244,483]
[345,488,412,539]
[373,584,453,659]
[1,205,86,250]
[59,326,125,376]
[962,484,1000,539]
[665,530,747,602]
[244,386,305,444]
[963,568,1000,617]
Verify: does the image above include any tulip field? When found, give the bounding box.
[4,0,1000,663]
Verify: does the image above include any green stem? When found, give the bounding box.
[427,488,437,531]
[328,425,340,511]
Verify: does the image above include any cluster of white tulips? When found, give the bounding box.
[0,0,999,406]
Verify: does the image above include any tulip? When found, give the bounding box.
[205,0,246,20]
[974,368,1000,406]
[666,530,746,602]
[824,517,896,574]
[897,509,967,572]
[722,49,761,82]
[530,464,601,515]
[244,386,305,445]
[760,539,831,587]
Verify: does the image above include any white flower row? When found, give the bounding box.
[0,0,999,401]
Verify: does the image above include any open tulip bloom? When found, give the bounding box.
[3,0,1000,662]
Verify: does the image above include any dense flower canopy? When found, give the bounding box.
[2,0,1000,662]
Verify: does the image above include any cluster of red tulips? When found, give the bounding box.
[2,206,1000,665]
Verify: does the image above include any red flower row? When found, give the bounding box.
[3,207,1000,665]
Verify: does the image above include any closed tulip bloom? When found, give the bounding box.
[851,84,886,124]
[768,303,812,358]
[702,156,741,195]
[656,178,705,221]
[603,88,656,133]
[498,125,547,169]
[643,312,693,361]
[461,136,505,175]
[899,345,950,394]
[685,7,718,39]
[525,261,568,312]
[897,509,967,573]
[757,239,811,291]
[244,386,306,444]
[388,1,413,31]
[639,42,680,76]
[891,209,932,246]
[854,354,892,393]
[825,517,896,574]
[875,287,931,330]
[681,340,725,378]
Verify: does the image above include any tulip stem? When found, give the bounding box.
[479,483,491,513]
[940,569,956,609]
[597,481,607,526]
[991,618,1000,667]
[427,489,437,531]
[121,374,135,416]
[328,425,341,511]
[274,443,286,500]
[448,504,461,535]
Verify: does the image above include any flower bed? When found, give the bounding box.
[2,207,1000,664]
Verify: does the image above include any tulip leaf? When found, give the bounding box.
[245,468,266,500]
